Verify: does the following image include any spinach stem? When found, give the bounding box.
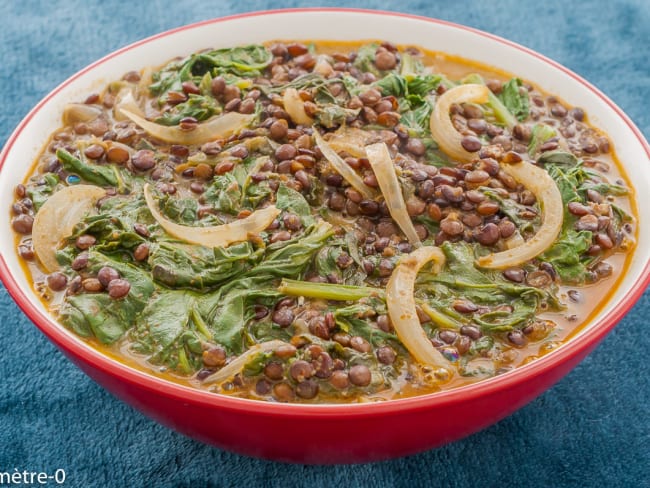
[418,302,464,330]
[278,279,383,301]
[56,148,119,187]
[191,307,213,340]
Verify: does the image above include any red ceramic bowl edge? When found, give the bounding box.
[0,7,649,446]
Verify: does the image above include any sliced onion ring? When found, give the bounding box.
[62,103,102,126]
[33,185,106,272]
[365,142,422,246]
[120,108,252,145]
[313,130,376,200]
[429,84,489,163]
[313,55,334,77]
[201,340,288,385]
[283,87,314,126]
[326,126,374,158]
[386,246,450,369]
[476,161,563,268]
[114,89,144,121]
[143,184,279,248]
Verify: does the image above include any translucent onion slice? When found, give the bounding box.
[137,67,153,96]
[429,84,490,163]
[386,246,450,368]
[313,130,376,200]
[476,161,563,268]
[62,104,102,125]
[143,184,279,248]
[120,109,252,145]
[283,87,314,126]
[313,55,334,77]
[33,185,106,272]
[365,142,422,246]
[114,89,144,121]
[504,231,525,250]
[201,340,288,385]
[326,126,375,158]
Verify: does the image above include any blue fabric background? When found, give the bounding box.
[1,1,648,486]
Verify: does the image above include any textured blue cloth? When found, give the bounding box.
[1,1,648,486]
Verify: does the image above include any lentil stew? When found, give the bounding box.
[11,40,636,403]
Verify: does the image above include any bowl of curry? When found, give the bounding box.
[1,9,648,463]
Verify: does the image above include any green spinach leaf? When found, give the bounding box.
[155,95,218,126]
[276,184,315,226]
[56,148,119,188]
[149,240,262,290]
[27,173,60,211]
[203,173,242,215]
[497,78,530,122]
[60,252,155,344]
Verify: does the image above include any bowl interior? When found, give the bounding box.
[1,9,649,404]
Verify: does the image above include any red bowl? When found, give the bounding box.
[1,9,649,463]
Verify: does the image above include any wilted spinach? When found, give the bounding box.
[60,252,155,344]
[540,151,630,283]
[203,172,242,215]
[130,291,207,374]
[149,240,262,290]
[275,184,315,226]
[419,242,560,334]
[27,173,60,211]
[497,78,530,122]
[56,148,120,188]
[150,45,272,108]
[155,95,219,126]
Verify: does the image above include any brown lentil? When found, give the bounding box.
[75,234,96,250]
[348,365,372,387]
[376,346,396,365]
[461,135,482,152]
[507,330,527,346]
[272,382,295,402]
[296,379,319,399]
[350,336,372,353]
[97,266,120,288]
[133,243,150,262]
[106,279,130,299]
[526,270,552,288]
[453,299,479,314]
[192,163,211,180]
[406,138,426,156]
[46,272,68,291]
[272,308,294,327]
[440,216,464,236]
[289,360,314,382]
[460,325,482,340]
[84,144,105,159]
[439,330,458,344]
[330,370,350,390]
[71,253,89,271]
[275,144,297,161]
[12,214,34,234]
[474,223,500,246]
[82,278,103,292]
[503,268,526,283]
[274,344,297,359]
[106,146,130,164]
